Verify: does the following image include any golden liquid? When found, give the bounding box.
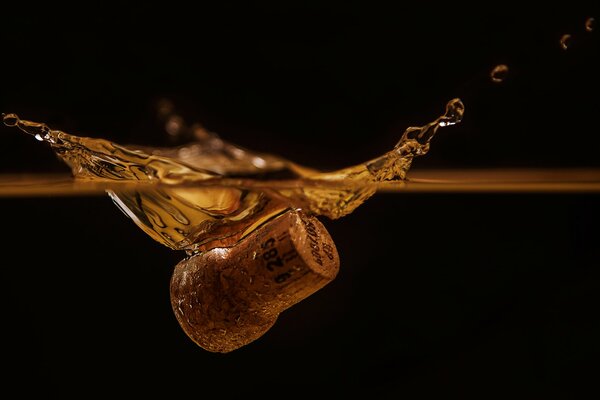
[4,99,600,254]
[3,169,600,196]
[2,100,600,354]
[2,98,464,252]
[2,168,599,254]
[4,99,600,255]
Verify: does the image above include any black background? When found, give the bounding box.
[1,2,599,398]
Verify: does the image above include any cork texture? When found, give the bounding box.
[170,210,339,352]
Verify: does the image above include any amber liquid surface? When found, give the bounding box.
[3,99,599,253]
[2,99,467,252]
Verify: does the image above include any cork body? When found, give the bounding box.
[170,210,339,353]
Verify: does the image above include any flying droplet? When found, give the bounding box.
[490,64,509,83]
[2,113,19,127]
[165,115,184,137]
[2,113,55,143]
[560,34,572,50]
[585,17,595,32]
[157,98,175,118]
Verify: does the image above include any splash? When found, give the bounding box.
[3,99,463,251]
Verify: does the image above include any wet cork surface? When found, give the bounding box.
[170,210,339,352]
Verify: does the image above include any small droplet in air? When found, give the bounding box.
[192,123,212,140]
[166,115,184,137]
[2,113,19,127]
[560,34,572,50]
[585,17,595,32]
[490,64,509,83]
[157,98,175,118]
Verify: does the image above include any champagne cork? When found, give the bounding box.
[170,209,339,353]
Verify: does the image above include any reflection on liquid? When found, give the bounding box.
[2,169,600,197]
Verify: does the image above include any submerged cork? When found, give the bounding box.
[170,210,339,353]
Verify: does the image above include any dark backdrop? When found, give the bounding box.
[1,2,599,398]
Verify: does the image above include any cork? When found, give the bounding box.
[170,209,340,353]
